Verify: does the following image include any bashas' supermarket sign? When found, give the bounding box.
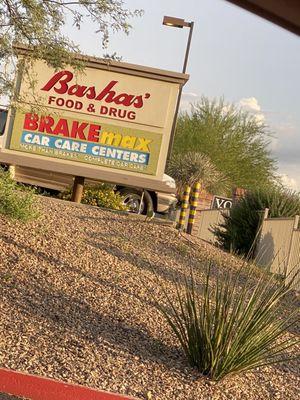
[40,69,151,122]
[6,56,187,178]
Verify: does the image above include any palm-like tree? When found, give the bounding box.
[167,151,229,196]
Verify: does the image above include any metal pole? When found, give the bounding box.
[182,22,194,75]
[167,22,194,161]
[177,184,191,231]
[71,176,85,203]
[138,189,145,214]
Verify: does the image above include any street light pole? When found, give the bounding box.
[163,16,194,161]
[182,21,194,74]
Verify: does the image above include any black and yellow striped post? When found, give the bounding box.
[186,182,201,234]
[177,184,191,231]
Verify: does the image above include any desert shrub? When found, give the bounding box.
[155,263,299,381]
[0,168,39,221]
[166,151,229,196]
[60,183,128,211]
[214,188,300,256]
[173,97,276,191]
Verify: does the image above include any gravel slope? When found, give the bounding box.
[0,196,299,400]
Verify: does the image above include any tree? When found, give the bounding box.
[173,97,277,193]
[166,151,229,196]
[0,0,142,99]
[214,187,300,256]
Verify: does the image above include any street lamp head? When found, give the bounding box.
[163,16,191,28]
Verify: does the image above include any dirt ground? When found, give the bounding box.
[0,196,299,400]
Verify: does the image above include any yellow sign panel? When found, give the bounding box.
[10,111,162,175]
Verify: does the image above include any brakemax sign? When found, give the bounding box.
[1,54,188,183]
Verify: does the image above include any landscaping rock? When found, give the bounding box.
[0,196,299,400]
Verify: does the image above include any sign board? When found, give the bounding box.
[0,47,188,192]
[212,195,233,209]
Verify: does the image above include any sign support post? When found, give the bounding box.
[71,176,85,203]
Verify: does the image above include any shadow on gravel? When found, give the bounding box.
[86,238,199,288]
[1,229,298,360]
[2,276,186,372]
[0,231,209,298]
[272,356,300,376]
[0,234,157,310]
[87,235,300,338]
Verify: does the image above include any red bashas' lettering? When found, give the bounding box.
[41,70,73,94]
[41,71,151,109]
[95,80,118,102]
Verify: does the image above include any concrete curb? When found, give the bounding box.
[0,368,138,400]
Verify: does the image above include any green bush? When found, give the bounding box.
[156,263,299,381]
[173,97,277,191]
[214,188,300,256]
[60,183,128,211]
[0,168,39,221]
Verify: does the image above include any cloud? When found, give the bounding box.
[239,97,261,112]
[279,174,299,191]
[268,116,300,190]
[236,100,300,190]
[275,121,297,136]
[180,95,266,123]
[271,120,300,163]
[182,92,199,99]
[269,136,279,152]
[179,92,200,113]
[238,97,265,123]
[253,113,265,123]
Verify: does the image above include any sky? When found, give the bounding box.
[42,0,300,190]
